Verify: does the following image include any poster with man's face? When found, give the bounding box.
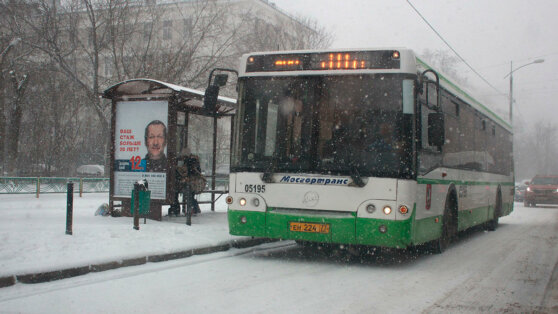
[114,100,168,199]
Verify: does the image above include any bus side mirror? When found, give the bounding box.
[204,85,220,112]
[213,74,229,87]
[415,79,424,96]
[204,73,229,112]
[428,112,445,147]
[421,69,441,109]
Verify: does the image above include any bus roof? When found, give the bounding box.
[237,48,511,132]
[238,48,417,77]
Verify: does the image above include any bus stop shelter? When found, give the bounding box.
[102,79,235,220]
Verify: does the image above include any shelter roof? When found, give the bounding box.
[102,78,236,116]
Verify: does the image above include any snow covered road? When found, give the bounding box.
[1,203,557,313]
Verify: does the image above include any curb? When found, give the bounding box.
[0,238,274,288]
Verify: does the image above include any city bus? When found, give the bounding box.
[225,48,514,253]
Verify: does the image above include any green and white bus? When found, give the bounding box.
[226,48,514,253]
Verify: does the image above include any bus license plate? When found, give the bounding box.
[289,222,330,234]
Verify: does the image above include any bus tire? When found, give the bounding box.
[486,190,502,231]
[430,192,457,254]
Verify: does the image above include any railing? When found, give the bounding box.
[0,177,110,196]
[205,176,229,191]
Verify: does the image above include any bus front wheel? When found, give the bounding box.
[485,191,502,231]
[430,193,457,254]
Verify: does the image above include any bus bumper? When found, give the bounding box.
[228,209,413,249]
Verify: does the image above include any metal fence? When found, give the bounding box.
[0,176,228,196]
[0,177,110,196]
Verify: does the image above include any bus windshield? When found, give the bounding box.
[232,74,415,179]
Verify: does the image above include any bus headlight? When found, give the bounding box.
[383,206,392,215]
[366,204,376,213]
[226,196,233,204]
[239,198,247,206]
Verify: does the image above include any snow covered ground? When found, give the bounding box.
[0,193,238,278]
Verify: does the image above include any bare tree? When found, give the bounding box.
[4,70,29,174]
[103,0,251,89]
[20,65,86,176]
[1,0,334,176]
[1,0,36,175]
[0,39,22,166]
[236,12,333,53]
[420,49,469,87]
[0,40,18,174]
[530,120,557,175]
[514,118,558,179]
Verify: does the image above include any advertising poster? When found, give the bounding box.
[114,100,168,199]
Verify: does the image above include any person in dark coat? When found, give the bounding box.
[175,147,201,216]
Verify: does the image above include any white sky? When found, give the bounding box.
[271,0,558,130]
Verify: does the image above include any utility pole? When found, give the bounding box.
[505,59,544,125]
[509,61,513,123]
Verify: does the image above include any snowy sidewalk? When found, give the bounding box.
[0,193,263,287]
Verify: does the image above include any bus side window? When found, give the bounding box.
[420,105,442,152]
[418,81,443,174]
[418,80,442,151]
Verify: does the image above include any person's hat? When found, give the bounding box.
[180,147,191,156]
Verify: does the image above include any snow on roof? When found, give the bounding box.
[102,78,236,109]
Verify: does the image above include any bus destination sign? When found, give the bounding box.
[246,50,400,72]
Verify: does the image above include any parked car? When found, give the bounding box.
[515,184,527,202]
[76,165,105,177]
[523,175,558,207]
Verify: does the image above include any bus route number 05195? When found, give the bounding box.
[244,184,266,193]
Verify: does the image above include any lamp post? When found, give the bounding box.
[504,59,544,124]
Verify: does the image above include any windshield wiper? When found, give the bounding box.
[350,165,365,187]
[262,154,279,183]
[345,154,365,187]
